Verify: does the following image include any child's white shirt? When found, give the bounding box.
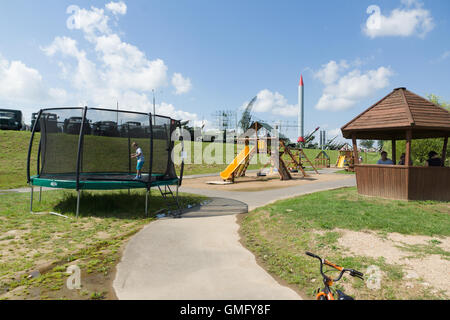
[136,148,144,161]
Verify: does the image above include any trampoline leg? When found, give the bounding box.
[30,185,34,213]
[39,187,42,202]
[76,190,81,219]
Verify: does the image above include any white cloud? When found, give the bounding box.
[0,54,66,105]
[66,5,111,37]
[156,102,198,122]
[328,128,343,139]
[363,0,434,38]
[40,3,194,121]
[314,60,393,111]
[314,60,349,85]
[172,73,192,95]
[241,89,298,117]
[106,1,127,15]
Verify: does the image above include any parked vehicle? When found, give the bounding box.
[120,121,146,138]
[63,117,91,135]
[92,121,120,137]
[0,109,23,131]
[31,112,59,132]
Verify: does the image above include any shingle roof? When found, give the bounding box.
[341,88,450,140]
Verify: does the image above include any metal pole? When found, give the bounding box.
[39,187,42,202]
[76,190,81,219]
[152,89,156,124]
[30,185,34,213]
[27,110,43,184]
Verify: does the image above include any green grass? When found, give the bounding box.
[240,187,450,300]
[257,187,450,236]
[0,189,206,299]
[0,131,40,190]
[335,170,356,175]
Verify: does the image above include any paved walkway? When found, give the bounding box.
[113,173,356,300]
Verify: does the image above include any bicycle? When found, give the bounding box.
[306,251,364,300]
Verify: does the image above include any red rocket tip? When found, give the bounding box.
[299,75,304,86]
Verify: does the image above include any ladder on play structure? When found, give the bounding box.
[279,140,319,176]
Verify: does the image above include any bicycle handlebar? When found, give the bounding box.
[306,251,320,259]
[305,252,364,282]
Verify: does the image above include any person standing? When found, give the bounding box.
[131,142,145,179]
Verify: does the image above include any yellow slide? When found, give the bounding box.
[336,156,345,168]
[220,145,256,181]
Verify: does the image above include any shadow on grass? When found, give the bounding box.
[52,191,190,219]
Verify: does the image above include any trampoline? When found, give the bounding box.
[27,107,185,218]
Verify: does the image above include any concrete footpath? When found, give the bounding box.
[113,173,356,300]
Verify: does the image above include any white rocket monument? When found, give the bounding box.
[298,74,304,140]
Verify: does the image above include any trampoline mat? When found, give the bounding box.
[38,173,169,183]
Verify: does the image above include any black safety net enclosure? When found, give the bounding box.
[27,107,185,218]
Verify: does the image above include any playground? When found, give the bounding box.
[183,169,342,192]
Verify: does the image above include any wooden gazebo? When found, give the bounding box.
[341,87,450,201]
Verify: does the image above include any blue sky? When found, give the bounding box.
[0,0,449,142]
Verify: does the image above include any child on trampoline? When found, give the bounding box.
[131,142,145,180]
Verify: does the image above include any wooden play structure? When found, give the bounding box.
[314,150,331,168]
[335,144,355,171]
[220,121,318,183]
[341,87,450,201]
[278,140,319,176]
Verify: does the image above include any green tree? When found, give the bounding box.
[360,140,375,149]
[428,94,450,111]
[383,94,449,165]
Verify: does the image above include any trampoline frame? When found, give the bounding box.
[27,106,185,218]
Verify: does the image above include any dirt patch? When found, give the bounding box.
[337,229,450,296]
[95,232,110,240]
[0,234,137,300]
[183,172,348,192]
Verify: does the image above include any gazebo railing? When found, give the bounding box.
[355,164,450,201]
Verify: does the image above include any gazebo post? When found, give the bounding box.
[352,134,359,165]
[392,139,396,164]
[442,136,448,167]
[405,130,412,167]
